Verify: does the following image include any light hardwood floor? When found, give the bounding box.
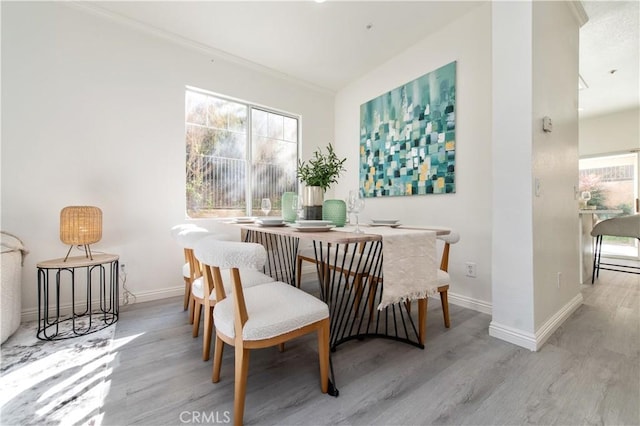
[101,268,639,425]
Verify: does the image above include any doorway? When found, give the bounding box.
[579,152,639,259]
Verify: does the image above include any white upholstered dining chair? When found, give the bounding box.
[170,223,197,239]
[195,239,330,426]
[368,230,459,339]
[191,235,274,361]
[434,230,460,328]
[173,225,209,317]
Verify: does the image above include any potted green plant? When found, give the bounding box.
[296,143,347,219]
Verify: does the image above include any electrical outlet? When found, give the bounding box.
[120,263,126,274]
[465,262,477,278]
[534,177,542,197]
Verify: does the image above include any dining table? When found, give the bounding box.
[228,220,449,396]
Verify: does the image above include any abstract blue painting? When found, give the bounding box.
[359,61,456,197]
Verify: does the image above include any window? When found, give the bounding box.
[579,152,639,258]
[185,87,299,218]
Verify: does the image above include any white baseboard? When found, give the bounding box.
[447,291,492,315]
[121,286,183,306]
[534,292,583,349]
[489,292,584,351]
[303,264,494,316]
[20,307,40,323]
[21,283,495,323]
[21,286,184,322]
[489,321,538,351]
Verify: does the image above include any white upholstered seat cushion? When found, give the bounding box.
[175,227,210,248]
[436,269,450,287]
[437,230,460,244]
[194,239,267,271]
[214,281,329,341]
[591,214,640,238]
[170,223,197,240]
[183,262,191,278]
[191,269,274,301]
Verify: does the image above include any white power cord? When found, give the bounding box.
[120,264,136,306]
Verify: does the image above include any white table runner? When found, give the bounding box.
[342,226,438,309]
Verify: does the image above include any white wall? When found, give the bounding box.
[579,107,640,156]
[490,1,536,339]
[334,2,493,312]
[531,1,582,335]
[490,1,583,350]
[1,2,334,319]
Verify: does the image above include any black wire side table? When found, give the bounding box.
[36,253,119,340]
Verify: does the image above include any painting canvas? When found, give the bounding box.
[359,61,456,197]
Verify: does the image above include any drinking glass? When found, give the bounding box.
[295,194,304,220]
[579,191,592,209]
[348,190,365,233]
[261,198,271,216]
[290,195,300,220]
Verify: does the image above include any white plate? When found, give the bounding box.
[258,216,284,223]
[369,223,401,228]
[371,219,399,225]
[295,220,334,227]
[234,217,257,223]
[257,222,287,227]
[292,225,335,232]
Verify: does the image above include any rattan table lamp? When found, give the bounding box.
[60,206,102,261]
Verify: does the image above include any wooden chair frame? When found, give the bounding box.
[191,254,217,361]
[437,238,452,328]
[300,237,452,339]
[184,247,202,324]
[209,266,329,426]
[375,237,454,343]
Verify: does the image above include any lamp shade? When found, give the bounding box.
[60,206,102,245]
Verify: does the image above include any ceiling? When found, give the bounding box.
[579,1,639,117]
[85,1,638,118]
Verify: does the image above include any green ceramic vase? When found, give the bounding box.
[322,199,346,227]
[281,192,297,222]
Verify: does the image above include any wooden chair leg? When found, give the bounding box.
[188,296,195,324]
[317,320,330,394]
[192,302,202,337]
[212,335,224,383]
[234,346,251,426]
[278,343,285,352]
[439,286,450,328]
[296,256,303,288]
[203,306,213,361]
[418,297,428,346]
[353,275,363,314]
[367,279,378,322]
[183,277,191,310]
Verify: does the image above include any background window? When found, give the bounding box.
[579,152,639,258]
[185,88,298,218]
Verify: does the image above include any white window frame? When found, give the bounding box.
[185,86,300,218]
